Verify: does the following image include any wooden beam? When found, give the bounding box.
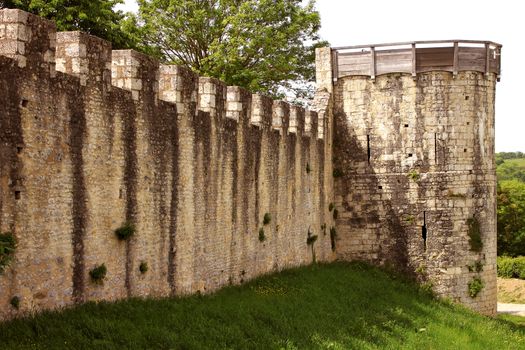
[332,39,502,51]
[332,49,339,82]
[485,42,490,76]
[370,47,376,80]
[453,41,459,77]
[411,43,416,79]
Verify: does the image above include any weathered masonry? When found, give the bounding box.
[0,8,500,319]
[318,40,500,315]
[0,9,334,320]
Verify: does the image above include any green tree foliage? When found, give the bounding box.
[497,158,525,182]
[497,179,525,256]
[134,0,325,100]
[0,0,137,49]
[496,153,525,257]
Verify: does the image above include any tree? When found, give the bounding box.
[497,180,525,257]
[0,0,137,49]
[134,0,325,100]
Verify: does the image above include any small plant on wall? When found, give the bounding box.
[263,213,271,225]
[468,276,484,298]
[306,162,311,174]
[258,228,266,242]
[139,261,149,274]
[115,222,135,241]
[408,169,420,182]
[0,232,16,274]
[90,264,107,284]
[328,203,335,212]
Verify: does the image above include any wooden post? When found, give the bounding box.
[453,41,459,77]
[485,42,490,76]
[332,49,339,82]
[411,43,416,79]
[370,46,376,81]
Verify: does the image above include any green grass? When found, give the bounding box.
[1,262,524,349]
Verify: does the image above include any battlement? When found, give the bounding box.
[0,9,322,136]
[0,9,333,320]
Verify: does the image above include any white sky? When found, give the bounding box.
[118,0,524,152]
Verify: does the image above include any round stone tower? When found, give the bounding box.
[316,40,501,315]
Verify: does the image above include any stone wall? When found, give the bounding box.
[0,10,335,320]
[329,64,497,313]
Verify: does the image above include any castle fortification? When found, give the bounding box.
[321,41,500,315]
[0,9,499,319]
[0,10,334,319]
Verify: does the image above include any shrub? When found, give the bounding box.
[139,261,148,274]
[258,228,266,242]
[306,163,311,174]
[408,170,420,182]
[0,232,16,274]
[90,264,107,283]
[498,256,517,278]
[498,256,525,279]
[115,222,135,241]
[263,213,271,225]
[328,203,335,212]
[517,257,525,279]
[468,277,484,298]
[467,217,483,252]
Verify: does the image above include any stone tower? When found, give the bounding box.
[317,41,501,315]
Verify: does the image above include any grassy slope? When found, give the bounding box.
[1,262,524,349]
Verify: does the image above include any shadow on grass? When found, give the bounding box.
[1,262,524,349]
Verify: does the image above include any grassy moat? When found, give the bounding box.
[1,262,524,349]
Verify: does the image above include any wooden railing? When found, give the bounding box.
[331,40,502,81]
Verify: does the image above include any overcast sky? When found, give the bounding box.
[118,0,523,152]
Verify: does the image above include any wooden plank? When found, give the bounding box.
[417,66,454,73]
[332,49,338,82]
[376,63,412,75]
[370,47,376,80]
[338,54,373,66]
[338,63,373,71]
[453,41,459,76]
[373,48,412,55]
[416,47,454,68]
[458,59,485,72]
[485,42,490,75]
[375,52,413,61]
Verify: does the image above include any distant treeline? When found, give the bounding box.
[496,152,525,257]
[496,152,525,165]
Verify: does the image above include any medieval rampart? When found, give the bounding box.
[0,9,335,320]
[1,9,501,319]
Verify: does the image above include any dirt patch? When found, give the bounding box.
[498,277,525,304]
